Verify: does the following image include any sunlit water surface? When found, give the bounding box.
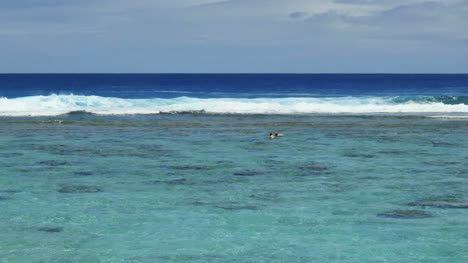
[1,114,467,263]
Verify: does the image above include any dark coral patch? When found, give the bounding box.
[432,142,456,147]
[73,171,93,176]
[36,226,63,233]
[297,162,333,176]
[191,201,209,206]
[168,165,211,170]
[378,150,406,155]
[423,161,459,165]
[214,205,258,211]
[58,185,102,193]
[145,179,189,185]
[38,160,70,166]
[377,210,432,219]
[343,153,375,158]
[299,162,330,171]
[233,170,267,176]
[0,153,24,158]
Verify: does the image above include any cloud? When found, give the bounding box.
[306,1,468,45]
[1,0,466,46]
[0,0,466,72]
[0,0,69,8]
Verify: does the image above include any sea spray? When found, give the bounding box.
[0,94,467,116]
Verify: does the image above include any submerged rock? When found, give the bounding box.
[192,201,209,206]
[38,160,70,166]
[297,162,333,176]
[299,165,328,171]
[168,165,211,170]
[423,161,459,165]
[145,179,189,185]
[299,162,330,171]
[377,210,432,219]
[73,171,93,176]
[343,153,375,158]
[0,153,24,158]
[192,201,258,210]
[233,170,266,176]
[58,185,102,193]
[432,142,456,147]
[164,179,188,185]
[36,226,63,233]
[408,201,468,209]
[378,150,406,155]
[214,205,258,211]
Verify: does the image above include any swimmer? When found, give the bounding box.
[269,133,284,139]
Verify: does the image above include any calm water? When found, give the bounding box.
[1,74,467,262]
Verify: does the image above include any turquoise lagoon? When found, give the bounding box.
[0,114,467,262]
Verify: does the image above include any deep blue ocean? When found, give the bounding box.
[1,74,468,116]
[1,74,467,262]
[1,74,468,99]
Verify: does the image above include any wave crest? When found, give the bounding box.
[0,94,467,116]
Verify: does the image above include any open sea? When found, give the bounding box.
[0,74,467,263]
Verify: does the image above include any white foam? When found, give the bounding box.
[0,94,467,116]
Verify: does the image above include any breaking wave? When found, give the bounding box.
[0,94,467,116]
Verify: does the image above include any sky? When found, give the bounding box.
[0,0,467,73]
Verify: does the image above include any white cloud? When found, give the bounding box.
[0,0,466,72]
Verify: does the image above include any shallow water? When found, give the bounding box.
[1,114,467,263]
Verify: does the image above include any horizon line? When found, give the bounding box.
[1,73,467,75]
